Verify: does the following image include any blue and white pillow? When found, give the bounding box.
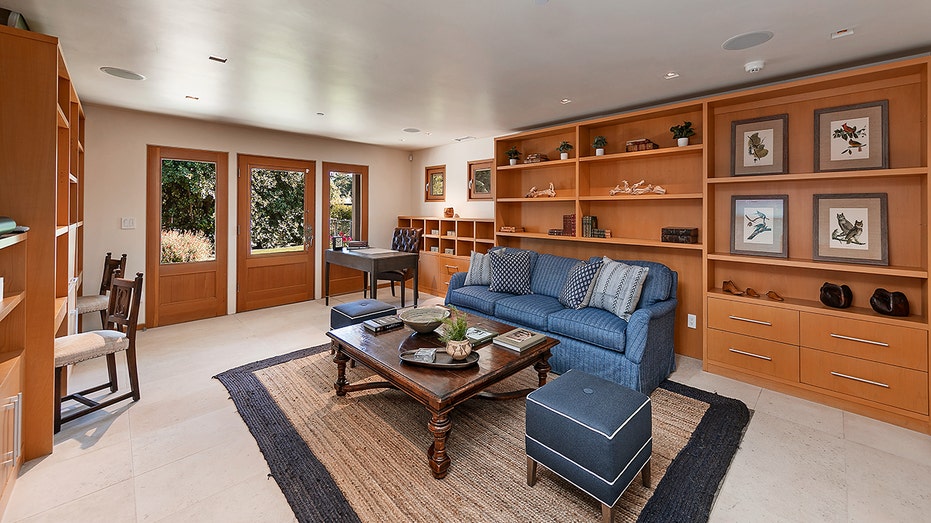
[488,249,533,295]
[463,251,492,286]
[558,259,603,309]
[588,257,649,320]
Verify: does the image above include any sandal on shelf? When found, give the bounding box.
[722,280,744,296]
[745,288,761,298]
[766,290,784,302]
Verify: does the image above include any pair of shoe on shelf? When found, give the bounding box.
[722,280,783,301]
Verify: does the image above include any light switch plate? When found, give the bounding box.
[687,314,697,329]
[121,217,136,229]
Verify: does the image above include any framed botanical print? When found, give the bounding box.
[812,193,888,265]
[730,114,789,176]
[814,101,888,172]
[730,195,788,258]
[468,158,493,200]
[425,165,445,202]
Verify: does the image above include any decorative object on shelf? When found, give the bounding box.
[870,288,909,317]
[730,195,788,258]
[0,216,15,236]
[440,307,472,360]
[745,287,760,298]
[562,213,576,236]
[820,282,853,309]
[556,141,573,160]
[443,207,454,217]
[730,114,789,176]
[812,193,888,265]
[722,280,744,296]
[431,229,440,235]
[625,138,658,152]
[444,248,455,254]
[670,121,695,146]
[608,180,666,195]
[524,153,549,164]
[814,100,889,172]
[525,182,556,198]
[398,306,450,334]
[592,135,607,156]
[430,246,439,252]
[765,290,784,302]
[498,226,525,233]
[506,146,521,166]
[661,227,698,244]
[547,229,565,236]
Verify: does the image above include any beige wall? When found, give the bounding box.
[83,104,411,319]
[409,138,495,219]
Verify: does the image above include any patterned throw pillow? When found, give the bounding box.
[488,249,533,295]
[463,251,492,286]
[588,257,650,320]
[558,259,603,309]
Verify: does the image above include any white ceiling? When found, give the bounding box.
[6,1,931,150]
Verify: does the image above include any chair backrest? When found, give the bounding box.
[98,252,128,295]
[105,270,144,337]
[391,227,422,253]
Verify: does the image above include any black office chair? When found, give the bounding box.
[375,227,421,307]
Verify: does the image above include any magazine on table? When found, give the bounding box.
[465,327,496,346]
[492,328,546,352]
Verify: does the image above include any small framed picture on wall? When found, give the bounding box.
[730,114,789,176]
[730,195,788,258]
[812,193,888,265]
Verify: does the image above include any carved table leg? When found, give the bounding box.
[534,351,552,387]
[333,344,350,396]
[427,411,452,479]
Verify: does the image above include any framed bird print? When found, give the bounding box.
[730,195,788,258]
[814,101,888,172]
[812,193,888,265]
[731,114,789,176]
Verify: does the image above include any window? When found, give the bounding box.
[425,165,445,202]
[468,158,493,200]
[323,162,368,249]
[159,158,218,263]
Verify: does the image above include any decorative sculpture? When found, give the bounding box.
[525,182,557,198]
[609,180,666,196]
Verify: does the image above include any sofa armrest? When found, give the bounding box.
[445,272,468,304]
[624,298,677,365]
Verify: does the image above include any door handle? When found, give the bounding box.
[305,225,314,248]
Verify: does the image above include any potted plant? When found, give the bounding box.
[440,307,471,360]
[592,135,607,156]
[506,146,521,165]
[556,141,573,160]
[670,121,696,147]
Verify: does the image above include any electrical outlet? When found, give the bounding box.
[687,314,697,329]
[120,217,136,230]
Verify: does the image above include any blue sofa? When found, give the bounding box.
[445,248,677,393]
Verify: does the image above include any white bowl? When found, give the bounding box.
[398,306,450,334]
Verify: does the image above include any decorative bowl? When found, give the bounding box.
[398,306,450,334]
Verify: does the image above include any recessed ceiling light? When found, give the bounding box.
[208,55,228,63]
[185,95,200,100]
[560,98,572,105]
[99,66,145,80]
[663,71,680,80]
[722,31,774,51]
[831,28,854,40]
[402,127,421,133]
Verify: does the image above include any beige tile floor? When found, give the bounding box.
[4,291,931,522]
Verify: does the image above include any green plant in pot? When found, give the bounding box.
[592,135,607,156]
[440,307,472,360]
[505,146,521,165]
[556,141,573,160]
[670,121,696,147]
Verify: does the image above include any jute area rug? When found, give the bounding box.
[215,345,750,523]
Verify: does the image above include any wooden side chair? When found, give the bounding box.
[375,227,421,307]
[75,252,127,330]
[54,270,143,433]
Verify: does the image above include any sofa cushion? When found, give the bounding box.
[463,251,492,286]
[558,258,603,309]
[547,307,628,353]
[591,258,674,307]
[588,258,649,320]
[489,249,533,295]
[447,286,514,316]
[530,254,580,298]
[494,294,564,331]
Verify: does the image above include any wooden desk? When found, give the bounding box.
[325,248,419,306]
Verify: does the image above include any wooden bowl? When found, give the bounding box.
[398,306,450,334]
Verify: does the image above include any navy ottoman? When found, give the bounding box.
[526,369,652,523]
[329,299,396,330]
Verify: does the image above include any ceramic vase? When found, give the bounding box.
[445,339,472,360]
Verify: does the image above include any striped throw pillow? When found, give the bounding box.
[463,251,492,286]
[588,257,649,320]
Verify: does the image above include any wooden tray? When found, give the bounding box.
[399,349,479,369]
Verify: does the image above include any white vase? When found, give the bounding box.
[560,152,569,160]
[446,339,472,360]
[677,137,690,147]
[595,148,605,156]
[509,158,518,165]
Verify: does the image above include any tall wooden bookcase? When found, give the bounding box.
[0,25,85,460]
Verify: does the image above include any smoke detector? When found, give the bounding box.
[744,60,765,74]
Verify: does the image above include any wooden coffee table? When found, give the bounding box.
[326,313,556,479]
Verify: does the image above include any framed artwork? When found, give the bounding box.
[468,158,493,200]
[730,195,788,258]
[425,165,445,202]
[731,114,789,176]
[812,193,888,265]
[814,101,888,172]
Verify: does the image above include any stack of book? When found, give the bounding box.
[498,226,525,233]
[362,315,404,333]
[661,227,699,244]
[562,214,576,236]
[582,215,598,237]
[591,228,608,238]
[547,228,565,236]
[493,328,547,352]
[465,327,496,346]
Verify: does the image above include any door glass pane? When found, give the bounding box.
[160,159,217,264]
[250,168,305,254]
[329,171,360,247]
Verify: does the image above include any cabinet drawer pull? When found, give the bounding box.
[727,315,772,326]
[829,333,889,347]
[830,371,890,389]
[728,348,772,361]
[444,265,458,269]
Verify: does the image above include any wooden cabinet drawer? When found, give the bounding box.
[439,255,466,287]
[799,313,928,371]
[800,348,929,415]
[708,329,799,381]
[708,297,799,345]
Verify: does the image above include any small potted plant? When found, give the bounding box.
[556,141,573,160]
[670,121,696,147]
[505,146,521,165]
[440,307,471,360]
[592,135,607,156]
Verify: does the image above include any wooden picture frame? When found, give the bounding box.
[425,165,445,202]
[730,195,788,258]
[731,114,789,176]
[467,158,493,200]
[812,193,888,265]
[814,101,888,172]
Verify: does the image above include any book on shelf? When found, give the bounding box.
[363,315,404,333]
[465,327,496,346]
[499,226,525,233]
[562,213,576,236]
[493,328,547,352]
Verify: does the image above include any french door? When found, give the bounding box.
[236,154,316,312]
[321,162,368,296]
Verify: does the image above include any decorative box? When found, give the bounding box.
[524,153,550,163]
[661,227,699,243]
[625,138,659,152]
